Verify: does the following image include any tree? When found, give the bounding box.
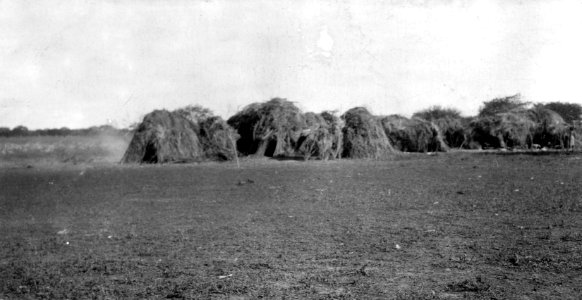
[59,127,72,136]
[174,105,215,124]
[412,105,462,121]
[543,102,582,124]
[11,125,29,136]
[97,125,115,132]
[0,127,10,136]
[478,94,529,117]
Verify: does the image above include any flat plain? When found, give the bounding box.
[1,153,581,299]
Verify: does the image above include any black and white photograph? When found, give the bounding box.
[1,0,581,298]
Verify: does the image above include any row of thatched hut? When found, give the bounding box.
[122,98,578,163]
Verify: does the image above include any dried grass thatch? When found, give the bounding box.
[469,110,536,149]
[380,115,448,152]
[341,107,394,158]
[569,123,581,150]
[469,107,571,149]
[198,116,240,161]
[296,111,344,160]
[227,98,306,157]
[122,109,239,163]
[122,110,203,163]
[412,106,467,148]
[527,106,568,148]
[430,117,468,149]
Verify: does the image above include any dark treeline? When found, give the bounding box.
[0,125,131,137]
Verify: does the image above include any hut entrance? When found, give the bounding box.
[265,139,277,157]
[142,142,159,163]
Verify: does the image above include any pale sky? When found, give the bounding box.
[1,0,582,129]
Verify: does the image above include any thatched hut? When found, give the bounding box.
[412,106,467,149]
[467,116,498,149]
[341,107,394,158]
[122,109,239,163]
[468,110,536,149]
[468,107,570,150]
[380,115,448,152]
[527,106,568,148]
[429,117,467,149]
[227,98,306,157]
[122,110,204,163]
[296,111,344,160]
[198,116,240,161]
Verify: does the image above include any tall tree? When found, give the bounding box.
[0,127,10,136]
[478,94,529,117]
[412,105,462,121]
[11,125,29,136]
[174,105,214,124]
[543,102,582,124]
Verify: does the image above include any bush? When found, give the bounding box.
[478,94,529,117]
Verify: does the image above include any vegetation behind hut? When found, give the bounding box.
[174,105,214,126]
[542,102,582,124]
[478,94,529,117]
[412,105,461,120]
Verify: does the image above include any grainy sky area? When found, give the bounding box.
[1,0,582,129]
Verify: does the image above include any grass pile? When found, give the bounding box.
[468,107,570,150]
[122,110,203,163]
[496,111,536,148]
[527,106,569,148]
[122,108,238,164]
[380,115,448,152]
[174,104,240,161]
[341,107,393,158]
[196,117,239,161]
[120,97,579,161]
[412,106,468,149]
[469,111,536,149]
[296,111,344,160]
[228,98,306,157]
[432,117,468,148]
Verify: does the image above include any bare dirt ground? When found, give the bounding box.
[1,153,581,299]
[0,134,130,168]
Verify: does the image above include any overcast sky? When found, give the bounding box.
[1,0,582,129]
